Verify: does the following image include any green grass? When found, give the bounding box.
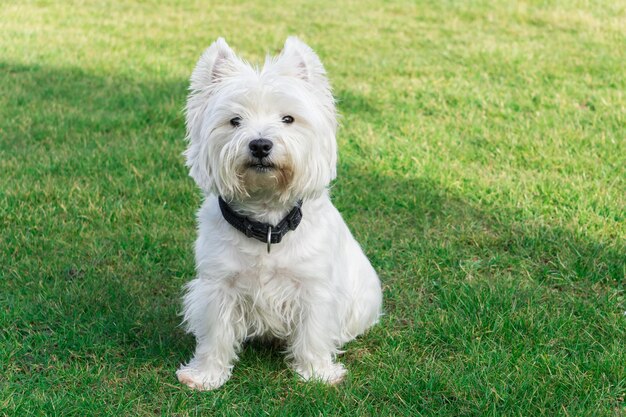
[1,0,625,415]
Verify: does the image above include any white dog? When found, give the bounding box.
[176,37,382,390]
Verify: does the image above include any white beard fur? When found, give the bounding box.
[176,37,383,390]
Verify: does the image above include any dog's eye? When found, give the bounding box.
[281,115,294,124]
[230,117,242,127]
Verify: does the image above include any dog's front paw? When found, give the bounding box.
[294,361,346,385]
[176,363,231,391]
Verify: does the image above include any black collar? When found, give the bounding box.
[218,196,303,252]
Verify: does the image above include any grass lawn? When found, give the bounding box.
[1,0,625,415]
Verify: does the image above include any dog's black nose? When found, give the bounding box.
[249,139,273,158]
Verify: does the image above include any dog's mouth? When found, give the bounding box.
[247,160,275,173]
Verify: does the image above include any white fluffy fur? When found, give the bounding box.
[176,37,382,390]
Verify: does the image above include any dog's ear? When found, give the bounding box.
[190,38,242,90]
[276,37,329,88]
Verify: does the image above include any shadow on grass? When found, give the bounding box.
[331,166,624,413]
[1,61,188,144]
[2,63,624,410]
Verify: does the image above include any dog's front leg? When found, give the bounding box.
[289,299,347,385]
[176,278,243,390]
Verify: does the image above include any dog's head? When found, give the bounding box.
[184,37,337,204]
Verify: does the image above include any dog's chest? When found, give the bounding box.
[235,263,301,298]
[233,263,303,337]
